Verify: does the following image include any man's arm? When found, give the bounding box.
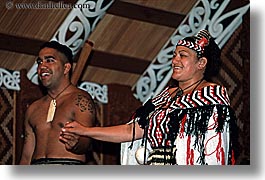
[19,110,35,165]
[62,92,96,154]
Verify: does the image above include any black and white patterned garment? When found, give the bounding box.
[137,85,238,165]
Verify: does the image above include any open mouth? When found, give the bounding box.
[172,65,183,70]
[41,72,50,77]
[39,71,52,80]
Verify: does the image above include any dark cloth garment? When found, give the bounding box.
[31,158,85,165]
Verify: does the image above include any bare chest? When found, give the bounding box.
[30,98,76,132]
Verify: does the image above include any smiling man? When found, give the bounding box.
[19,41,96,165]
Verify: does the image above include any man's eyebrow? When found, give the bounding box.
[44,55,56,59]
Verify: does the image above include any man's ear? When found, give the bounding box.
[64,63,72,75]
[198,57,207,70]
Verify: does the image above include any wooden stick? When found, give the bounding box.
[71,40,94,86]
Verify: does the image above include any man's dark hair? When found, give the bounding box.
[40,41,73,65]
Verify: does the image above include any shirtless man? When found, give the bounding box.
[19,41,95,165]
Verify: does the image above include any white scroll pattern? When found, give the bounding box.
[132,0,250,103]
[0,68,20,91]
[78,81,108,104]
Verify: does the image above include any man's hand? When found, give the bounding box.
[59,130,80,152]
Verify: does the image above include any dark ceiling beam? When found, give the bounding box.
[107,0,185,28]
[0,33,44,55]
[0,33,149,74]
[87,50,150,74]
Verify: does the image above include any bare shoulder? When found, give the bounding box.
[68,88,96,126]
[70,88,95,113]
[26,96,47,113]
[24,96,49,126]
